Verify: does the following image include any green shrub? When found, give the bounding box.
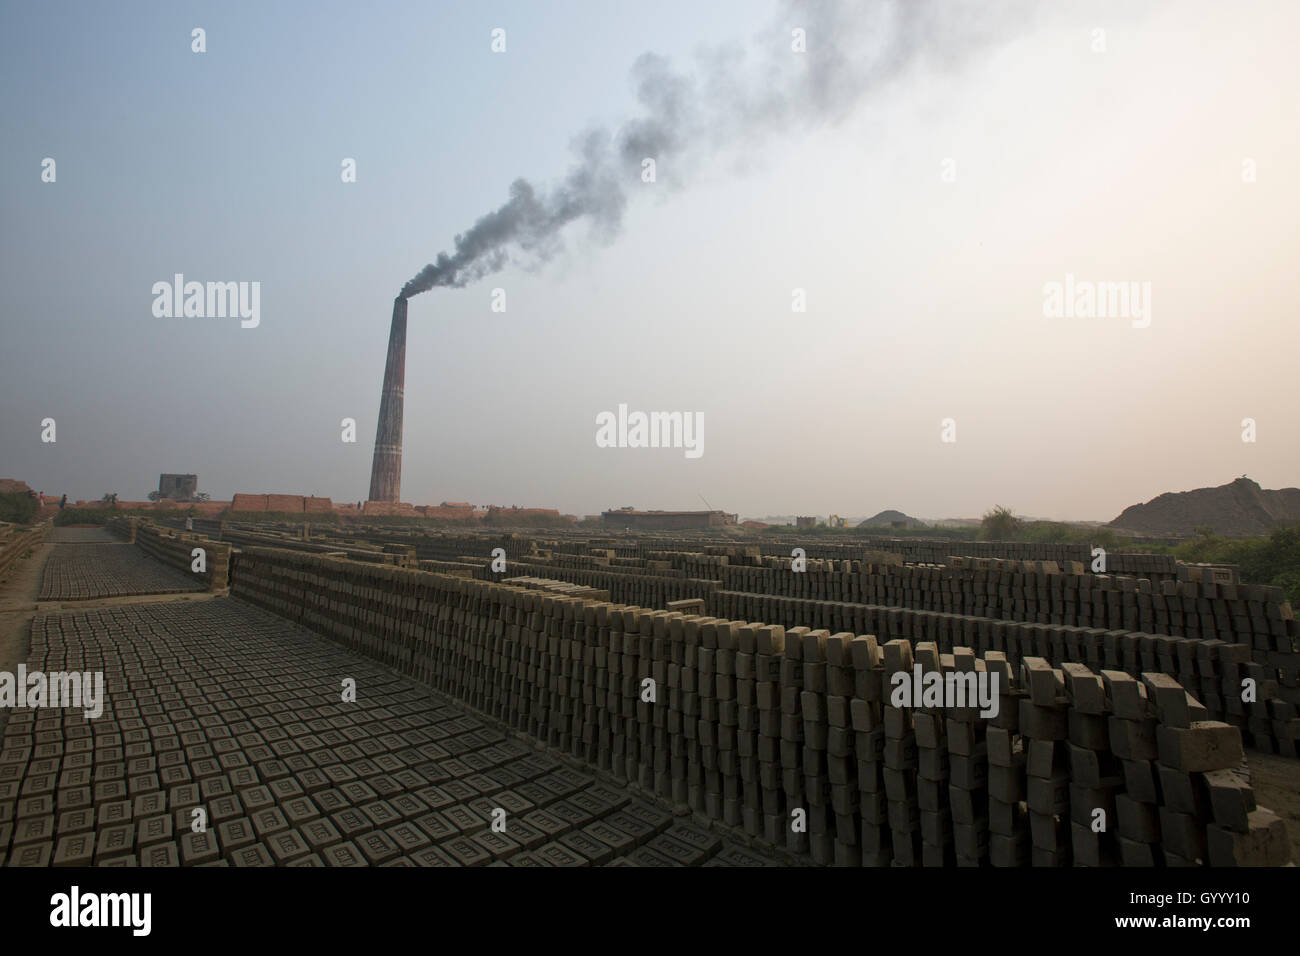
[1168,524,1300,606]
[0,492,39,524]
[53,508,111,526]
[980,506,1022,540]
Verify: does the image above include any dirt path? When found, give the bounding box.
[1243,750,1300,862]
[0,540,51,673]
[0,539,52,738]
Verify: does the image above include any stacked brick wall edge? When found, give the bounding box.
[718,562,1293,681]
[618,536,1209,585]
[453,559,1298,753]
[0,519,50,582]
[490,559,718,610]
[219,526,408,566]
[227,546,1291,866]
[203,524,1297,755]
[710,589,1298,756]
[107,517,230,591]
[752,537,1174,569]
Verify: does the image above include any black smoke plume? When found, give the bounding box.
[400,0,1024,299]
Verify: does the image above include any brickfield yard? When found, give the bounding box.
[0,517,1296,866]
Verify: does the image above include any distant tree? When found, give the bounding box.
[981,505,1022,540]
[147,491,161,502]
[194,492,211,502]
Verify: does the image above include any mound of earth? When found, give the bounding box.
[0,479,33,495]
[1109,477,1300,537]
[859,509,924,529]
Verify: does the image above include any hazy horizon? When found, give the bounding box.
[3,0,1297,522]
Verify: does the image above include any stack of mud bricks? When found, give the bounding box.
[380,544,417,569]
[710,578,1297,755]
[848,633,890,864]
[497,557,716,610]
[749,623,787,845]
[661,614,686,807]
[654,612,682,804]
[916,644,954,866]
[0,518,49,581]
[224,547,1292,865]
[625,610,653,793]
[511,544,1299,752]
[714,623,743,829]
[879,639,921,864]
[810,631,861,864]
[130,521,230,591]
[106,515,138,542]
[802,539,1172,575]
[501,576,609,602]
[1018,657,1079,865]
[717,561,1289,657]
[1107,670,1289,865]
[691,619,718,819]
[949,647,997,865]
[787,630,833,862]
[734,623,760,835]
[402,533,541,564]
[646,550,732,578]
[892,642,996,867]
[984,651,1027,865]
[417,559,477,578]
[751,538,1094,566]
[529,553,613,570]
[778,626,808,855]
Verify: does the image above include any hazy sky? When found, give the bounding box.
[2,0,1297,521]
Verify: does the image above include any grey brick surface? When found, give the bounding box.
[0,584,764,868]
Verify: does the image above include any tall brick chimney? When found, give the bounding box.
[368,296,407,502]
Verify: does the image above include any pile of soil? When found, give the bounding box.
[1109,477,1300,537]
[858,509,925,529]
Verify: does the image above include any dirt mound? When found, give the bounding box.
[859,509,924,529]
[1109,477,1300,537]
[0,479,33,496]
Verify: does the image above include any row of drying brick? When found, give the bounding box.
[37,544,204,601]
[717,562,1291,654]
[487,555,692,583]
[226,547,1289,865]
[502,577,611,603]
[752,537,1165,569]
[710,589,1298,757]
[237,545,1300,759]
[451,548,1299,743]
[464,554,1290,681]
[610,535,1165,573]
[482,559,719,609]
[0,519,49,583]
[442,557,1300,754]
[0,599,768,868]
[107,518,231,591]
[715,563,1297,691]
